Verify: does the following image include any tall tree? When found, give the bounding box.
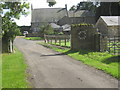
[1,2,29,53]
[69,1,98,13]
[47,0,56,7]
[69,5,76,11]
[95,2,120,21]
[39,24,54,35]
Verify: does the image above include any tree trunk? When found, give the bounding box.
[109,2,112,16]
[2,37,13,53]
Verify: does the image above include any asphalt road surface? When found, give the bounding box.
[14,37,118,88]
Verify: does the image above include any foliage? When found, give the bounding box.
[39,24,54,35]
[1,2,30,53]
[24,37,44,40]
[69,5,76,11]
[96,2,120,21]
[48,2,56,7]
[69,1,120,21]
[58,32,64,35]
[1,2,30,37]
[40,42,120,79]
[69,1,98,13]
[2,18,21,40]
[71,23,94,27]
[2,47,29,88]
[1,2,29,19]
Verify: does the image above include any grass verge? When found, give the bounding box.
[2,48,29,88]
[0,54,2,89]
[39,42,120,79]
[24,37,44,40]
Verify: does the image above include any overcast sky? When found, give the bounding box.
[15,0,85,26]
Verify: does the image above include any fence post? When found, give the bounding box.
[51,36,52,44]
[94,33,101,51]
[44,35,46,43]
[59,37,61,46]
[65,37,66,46]
[114,36,115,54]
[55,35,57,44]
[108,37,110,53]
[47,36,49,43]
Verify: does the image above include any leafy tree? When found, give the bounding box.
[69,5,76,11]
[69,1,120,22]
[69,1,98,13]
[47,0,56,7]
[48,2,56,7]
[1,2,29,53]
[39,24,54,35]
[95,2,120,21]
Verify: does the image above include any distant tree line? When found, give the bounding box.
[69,1,120,21]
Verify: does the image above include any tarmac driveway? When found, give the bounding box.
[14,38,118,88]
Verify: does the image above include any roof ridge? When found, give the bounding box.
[33,8,65,10]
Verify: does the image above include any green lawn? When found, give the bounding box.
[24,37,44,40]
[39,42,120,79]
[2,48,29,88]
[0,54,2,89]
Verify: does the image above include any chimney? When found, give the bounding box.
[65,4,69,17]
[31,4,33,10]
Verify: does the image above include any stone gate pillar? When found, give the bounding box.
[71,24,97,51]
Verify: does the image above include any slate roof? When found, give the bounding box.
[99,16,120,26]
[31,8,67,23]
[68,10,95,17]
[62,24,71,31]
[50,23,60,29]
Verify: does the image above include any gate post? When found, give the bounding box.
[94,33,101,51]
[94,33,108,52]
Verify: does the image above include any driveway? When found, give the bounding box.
[14,38,118,88]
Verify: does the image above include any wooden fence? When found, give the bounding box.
[44,35,70,47]
[107,36,120,55]
[44,34,120,55]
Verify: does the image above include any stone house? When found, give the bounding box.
[31,8,67,33]
[96,16,120,37]
[31,7,96,33]
[62,24,71,34]
[50,23,62,33]
[57,10,96,26]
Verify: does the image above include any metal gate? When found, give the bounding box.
[107,36,120,55]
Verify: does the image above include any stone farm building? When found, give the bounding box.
[31,8,67,33]
[57,10,96,26]
[96,16,120,37]
[31,7,96,33]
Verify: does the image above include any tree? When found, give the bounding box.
[47,0,56,7]
[69,1,98,13]
[39,24,54,35]
[48,2,56,7]
[69,5,76,11]
[1,2,30,53]
[95,2,120,21]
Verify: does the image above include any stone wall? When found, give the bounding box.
[71,24,97,51]
[94,33,108,52]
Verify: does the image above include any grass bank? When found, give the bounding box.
[39,42,119,79]
[0,54,2,89]
[24,37,44,40]
[2,48,29,88]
